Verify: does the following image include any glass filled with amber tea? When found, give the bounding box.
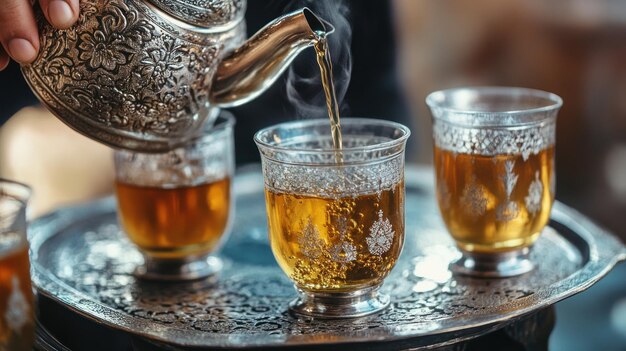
[255,118,410,318]
[426,87,562,278]
[0,180,34,351]
[114,113,234,281]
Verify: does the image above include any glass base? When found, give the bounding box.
[134,254,223,282]
[289,284,390,319]
[450,247,534,278]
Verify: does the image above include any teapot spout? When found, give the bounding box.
[210,8,333,107]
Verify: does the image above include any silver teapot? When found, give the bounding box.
[21,0,332,151]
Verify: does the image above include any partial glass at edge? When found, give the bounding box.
[426,87,562,278]
[0,179,34,351]
[255,118,410,318]
[114,113,235,281]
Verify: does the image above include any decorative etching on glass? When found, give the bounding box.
[330,241,357,263]
[330,217,356,263]
[501,160,518,198]
[497,160,520,221]
[497,202,520,222]
[367,210,395,255]
[5,276,30,332]
[461,177,488,216]
[433,121,555,160]
[297,219,323,259]
[525,172,543,215]
[261,155,403,199]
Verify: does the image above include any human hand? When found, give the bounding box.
[0,0,79,70]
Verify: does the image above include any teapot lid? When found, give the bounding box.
[145,0,246,30]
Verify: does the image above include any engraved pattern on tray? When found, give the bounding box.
[29,167,626,348]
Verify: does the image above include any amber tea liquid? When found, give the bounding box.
[434,146,555,253]
[0,239,34,351]
[265,182,404,292]
[314,33,343,154]
[116,178,230,259]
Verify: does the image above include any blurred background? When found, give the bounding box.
[1,0,626,349]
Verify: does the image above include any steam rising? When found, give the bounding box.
[285,0,352,119]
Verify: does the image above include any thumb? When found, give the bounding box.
[39,0,79,29]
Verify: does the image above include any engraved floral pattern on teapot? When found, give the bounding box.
[23,0,229,140]
[23,1,329,151]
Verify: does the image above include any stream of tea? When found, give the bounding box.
[314,33,343,157]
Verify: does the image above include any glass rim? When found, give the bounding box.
[426,86,563,126]
[253,118,411,154]
[194,110,236,140]
[0,178,32,204]
[114,111,236,156]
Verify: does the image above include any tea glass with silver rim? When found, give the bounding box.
[114,113,235,281]
[0,179,35,350]
[426,87,562,278]
[255,118,410,318]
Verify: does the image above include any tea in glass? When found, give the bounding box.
[265,181,404,292]
[434,147,555,253]
[427,87,562,277]
[0,180,34,351]
[114,113,234,281]
[116,178,230,259]
[255,118,410,317]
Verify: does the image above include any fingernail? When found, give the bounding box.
[48,0,75,29]
[0,58,9,71]
[8,39,37,64]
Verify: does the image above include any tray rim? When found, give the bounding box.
[29,165,626,348]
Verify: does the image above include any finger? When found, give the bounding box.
[0,0,39,64]
[0,47,10,71]
[39,0,79,29]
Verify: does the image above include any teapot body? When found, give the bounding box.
[22,0,246,152]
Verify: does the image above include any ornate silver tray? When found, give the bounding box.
[29,166,626,349]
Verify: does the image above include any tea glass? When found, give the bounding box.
[255,118,410,318]
[0,179,35,351]
[114,113,235,281]
[426,87,562,277]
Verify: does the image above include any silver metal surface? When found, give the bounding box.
[22,0,244,152]
[134,255,223,281]
[210,8,333,107]
[29,166,626,348]
[451,247,535,278]
[34,320,71,351]
[146,0,245,29]
[289,284,390,319]
[21,0,329,152]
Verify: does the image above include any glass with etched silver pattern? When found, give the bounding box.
[255,118,410,318]
[114,113,235,281]
[426,87,562,278]
[0,179,34,351]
